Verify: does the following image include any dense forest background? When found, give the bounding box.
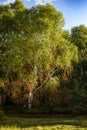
[0,0,87,114]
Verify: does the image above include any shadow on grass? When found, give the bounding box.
[0,115,87,129]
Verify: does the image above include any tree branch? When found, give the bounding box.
[33,68,58,95]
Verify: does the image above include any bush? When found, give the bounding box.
[52,87,72,106]
[71,87,87,106]
[3,80,30,105]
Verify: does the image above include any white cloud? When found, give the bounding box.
[0,0,15,5]
[25,0,31,2]
[35,0,44,5]
[24,0,56,5]
[34,0,56,5]
[0,0,56,5]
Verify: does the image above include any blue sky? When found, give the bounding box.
[0,0,87,30]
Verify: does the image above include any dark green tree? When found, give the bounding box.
[70,25,87,106]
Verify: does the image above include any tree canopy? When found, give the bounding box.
[1,1,86,109]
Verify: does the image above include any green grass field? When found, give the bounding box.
[0,116,87,130]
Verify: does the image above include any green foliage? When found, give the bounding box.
[71,24,87,51]
[0,78,4,86]
[71,87,87,106]
[69,25,87,107]
[46,77,58,90]
[0,4,13,16]
[10,0,26,12]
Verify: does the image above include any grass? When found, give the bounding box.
[0,116,87,130]
[0,106,87,130]
[0,125,87,130]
